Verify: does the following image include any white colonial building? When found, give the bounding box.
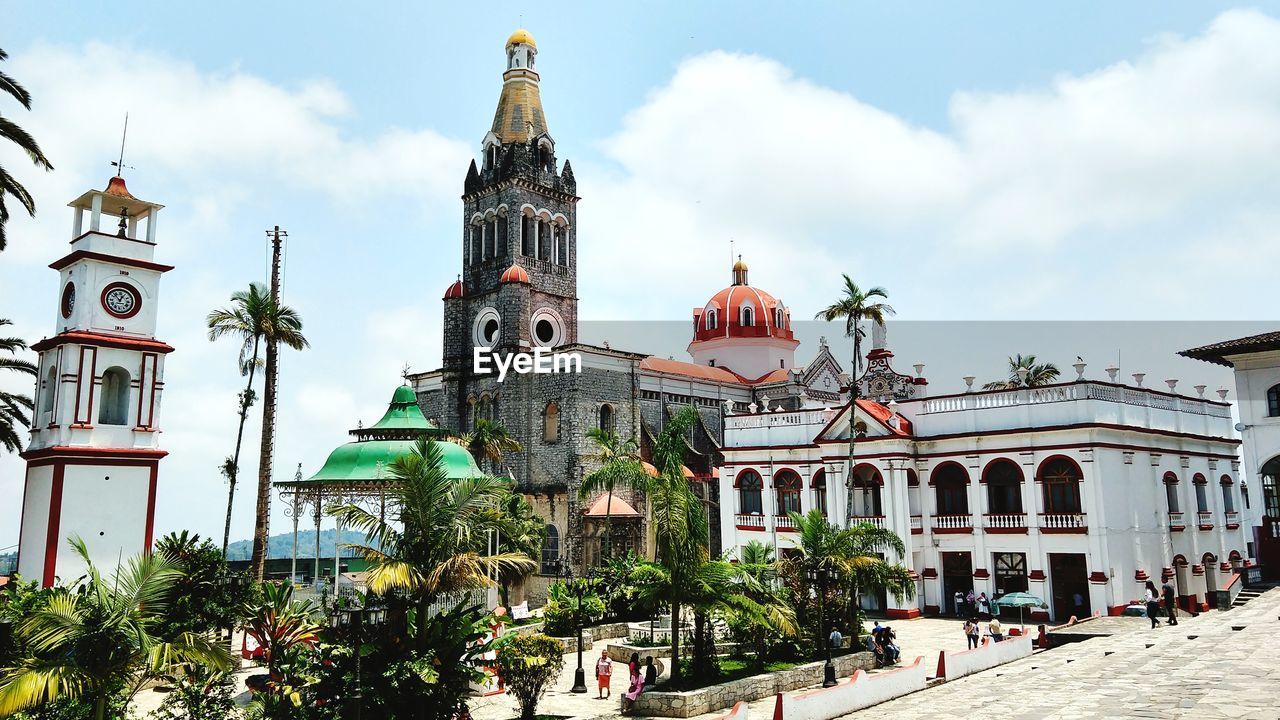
[719,339,1260,621]
[1182,332,1280,581]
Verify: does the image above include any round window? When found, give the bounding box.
[473,308,502,348]
[535,318,555,345]
[483,318,500,343]
[530,308,563,348]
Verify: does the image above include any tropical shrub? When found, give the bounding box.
[153,531,253,641]
[594,551,643,620]
[493,634,565,720]
[147,666,236,720]
[542,580,606,636]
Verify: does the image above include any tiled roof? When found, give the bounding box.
[1179,331,1280,367]
[639,356,750,384]
[584,492,642,518]
[856,399,913,437]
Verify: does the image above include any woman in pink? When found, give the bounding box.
[622,671,645,713]
[595,650,613,699]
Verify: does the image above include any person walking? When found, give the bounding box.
[829,625,843,649]
[1145,581,1161,629]
[964,617,980,649]
[595,649,613,699]
[1162,580,1179,626]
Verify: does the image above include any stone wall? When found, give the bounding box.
[634,652,875,718]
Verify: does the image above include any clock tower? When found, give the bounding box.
[17,175,173,586]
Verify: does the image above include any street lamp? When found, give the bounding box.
[329,603,388,720]
[222,573,250,657]
[554,559,589,694]
[806,566,837,687]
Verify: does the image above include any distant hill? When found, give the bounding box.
[225,528,373,561]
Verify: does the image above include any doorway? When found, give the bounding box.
[1048,553,1090,620]
[993,552,1029,597]
[941,551,973,616]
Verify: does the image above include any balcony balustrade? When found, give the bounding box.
[909,515,923,534]
[848,515,886,530]
[932,514,973,533]
[1167,511,1186,531]
[984,513,1027,532]
[774,514,799,531]
[1196,511,1213,530]
[735,513,766,531]
[1224,511,1240,528]
[1039,512,1087,533]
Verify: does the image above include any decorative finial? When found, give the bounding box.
[1073,359,1087,381]
[111,112,134,177]
[401,363,412,382]
[963,375,976,392]
[1132,373,1145,388]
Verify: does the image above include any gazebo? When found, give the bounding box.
[275,385,482,585]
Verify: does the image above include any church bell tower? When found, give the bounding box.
[442,29,580,371]
[17,174,172,586]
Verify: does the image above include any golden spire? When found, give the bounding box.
[491,29,548,143]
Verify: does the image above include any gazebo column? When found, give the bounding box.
[312,488,323,588]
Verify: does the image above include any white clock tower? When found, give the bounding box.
[17,175,172,586]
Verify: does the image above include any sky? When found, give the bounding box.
[2,2,1279,551]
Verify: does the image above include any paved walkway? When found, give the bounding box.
[470,638,635,720]
[837,588,1280,719]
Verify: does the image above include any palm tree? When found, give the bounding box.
[327,438,535,654]
[460,418,522,475]
[0,318,35,454]
[488,489,546,606]
[578,428,649,562]
[0,48,54,252]
[206,283,271,555]
[208,282,308,578]
[785,510,914,644]
[0,539,231,720]
[982,354,1061,390]
[814,276,894,524]
[728,541,796,670]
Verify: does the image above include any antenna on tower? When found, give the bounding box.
[111,113,135,177]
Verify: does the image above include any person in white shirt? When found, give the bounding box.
[1144,581,1161,629]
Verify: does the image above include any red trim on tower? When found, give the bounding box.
[144,463,159,551]
[42,464,65,588]
[22,446,168,463]
[49,249,174,273]
[31,331,175,355]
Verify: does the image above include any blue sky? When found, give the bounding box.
[2,2,1279,549]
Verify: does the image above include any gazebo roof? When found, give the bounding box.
[584,493,642,518]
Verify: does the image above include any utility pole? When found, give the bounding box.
[251,226,288,580]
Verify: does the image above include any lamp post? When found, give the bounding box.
[806,566,837,687]
[222,573,249,658]
[555,558,589,694]
[330,604,387,720]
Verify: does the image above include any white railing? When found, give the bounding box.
[918,381,1231,418]
[735,513,766,530]
[1224,511,1240,526]
[909,515,922,532]
[984,513,1027,530]
[1196,511,1213,528]
[1168,511,1186,527]
[932,514,972,531]
[848,515,885,529]
[1039,512,1087,531]
[724,408,835,430]
[774,514,799,531]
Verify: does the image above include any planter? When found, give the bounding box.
[633,652,876,718]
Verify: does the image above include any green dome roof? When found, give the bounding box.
[298,385,480,485]
[306,437,481,483]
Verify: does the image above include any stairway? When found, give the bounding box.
[1232,588,1264,608]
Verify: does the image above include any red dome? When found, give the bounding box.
[692,284,793,342]
[443,278,466,300]
[499,264,530,284]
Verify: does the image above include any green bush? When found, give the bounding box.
[542,580,606,636]
[148,667,236,720]
[494,634,565,720]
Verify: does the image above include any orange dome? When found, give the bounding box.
[499,264,530,284]
[693,283,793,343]
[443,278,466,300]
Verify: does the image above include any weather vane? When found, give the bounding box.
[111,112,134,177]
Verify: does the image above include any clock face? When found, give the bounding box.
[100,282,141,319]
[60,282,75,318]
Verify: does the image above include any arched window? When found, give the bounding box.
[1268,384,1280,417]
[39,365,56,415]
[740,305,754,327]
[482,220,492,259]
[984,459,1023,514]
[850,464,883,517]
[540,525,560,575]
[543,401,559,443]
[598,403,614,433]
[774,470,802,516]
[1264,457,1280,518]
[98,366,131,426]
[1193,474,1209,513]
[775,307,785,328]
[737,470,763,515]
[1242,482,1251,510]
[811,469,828,517]
[538,220,551,262]
[557,225,569,266]
[705,309,718,331]
[469,224,480,264]
[1220,476,1235,514]
[496,216,508,257]
[1164,472,1181,513]
[932,463,969,515]
[1040,458,1082,514]
[521,215,533,256]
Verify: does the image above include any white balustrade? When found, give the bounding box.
[735,513,766,530]
[774,514,799,531]
[909,515,922,532]
[918,381,1230,418]
[1224,511,1240,527]
[848,515,885,529]
[932,514,972,531]
[1167,511,1186,528]
[1196,511,1213,528]
[984,513,1027,530]
[1039,512,1087,531]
